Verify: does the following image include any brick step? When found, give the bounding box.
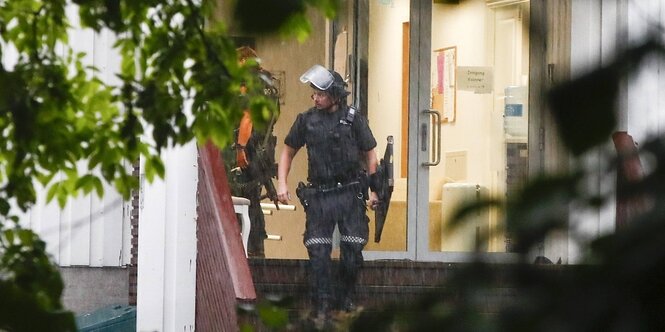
[244,259,523,331]
[249,259,516,312]
[250,259,470,287]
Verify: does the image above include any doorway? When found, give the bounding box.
[362,0,530,261]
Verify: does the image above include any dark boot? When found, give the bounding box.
[339,292,356,312]
[247,236,265,258]
[307,244,333,326]
[315,297,330,319]
[307,297,332,331]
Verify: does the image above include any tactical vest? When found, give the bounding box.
[305,106,362,184]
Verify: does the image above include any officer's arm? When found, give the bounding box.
[277,145,298,203]
[365,149,378,175]
[365,149,380,209]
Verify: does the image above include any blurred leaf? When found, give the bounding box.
[505,173,581,253]
[547,66,619,156]
[234,0,307,34]
[256,301,289,329]
[547,39,664,156]
[0,199,9,216]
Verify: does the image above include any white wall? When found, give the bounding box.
[137,143,198,332]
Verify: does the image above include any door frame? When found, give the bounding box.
[364,0,531,263]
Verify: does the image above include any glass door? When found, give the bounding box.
[420,0,530,261]
[362,0,530,262]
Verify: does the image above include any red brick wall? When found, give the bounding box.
[129,161,139,306]
[196,142,256,331]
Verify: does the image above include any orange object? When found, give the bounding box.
[236,111,253,169]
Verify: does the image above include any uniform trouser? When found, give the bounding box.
[302,184,369,310]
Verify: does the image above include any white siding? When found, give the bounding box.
[19,184,130,267]
[2,6,131,268]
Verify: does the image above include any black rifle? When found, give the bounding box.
[251,75,280,209]
[371,135,394,242]
[253,121,279,208]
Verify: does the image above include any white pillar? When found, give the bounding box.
[137,142,198,332]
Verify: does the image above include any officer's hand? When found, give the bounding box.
[277,182,290,204]
[369,191,379,210]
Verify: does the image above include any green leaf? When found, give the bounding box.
[151,156,165,179]
[17,229,34,246]
[547,66,618,156]
[57,191,68,208]
[93,177,105,198]
[46,183,60,204]
[0,198,10,216]
[4,229,15,245]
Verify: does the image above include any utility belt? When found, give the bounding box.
[296,175,368,208]
[311,180,361,191]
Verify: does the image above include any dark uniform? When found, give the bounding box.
[223,129,270,257]
[224,62,278,258]
[285,104,377,312]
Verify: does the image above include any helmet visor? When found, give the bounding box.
[299,65,334,91]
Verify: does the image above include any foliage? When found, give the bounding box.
[0,0,340,330]
[238,296,295,331]
[0,227,75,331]
[347,38,665,331]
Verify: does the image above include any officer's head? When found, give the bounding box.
[300,65,350,107]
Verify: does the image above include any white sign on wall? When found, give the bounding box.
[457,66,493,94]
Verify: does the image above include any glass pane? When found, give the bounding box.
[428,1,530,253]
[364,0,410,252]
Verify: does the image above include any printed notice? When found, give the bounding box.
[457,66,493,94]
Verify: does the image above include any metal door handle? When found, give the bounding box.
[421,109,441,166]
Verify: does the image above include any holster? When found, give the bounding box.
[296,181,314,209]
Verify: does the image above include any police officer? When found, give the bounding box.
[223,46,278,258]
[277,65,379,321]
